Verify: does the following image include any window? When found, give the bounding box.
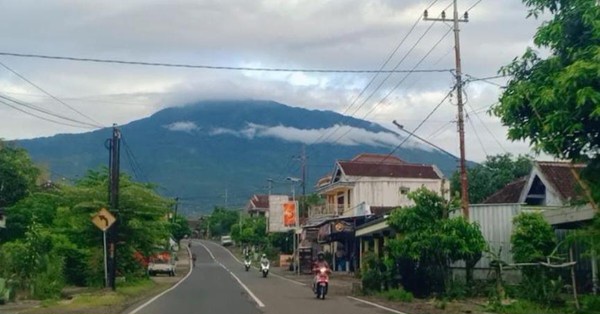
[400,187,410,195]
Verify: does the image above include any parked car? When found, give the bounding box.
[221,235,233,246]
[147,256,176,277]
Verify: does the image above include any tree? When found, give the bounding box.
[492,0,600,202]
[231,216,267,247]
[511,212,562,306]
[387,188,487,296]
[451,154,532,204]
[206,207,239,237]
[0,142,41,208]
[170,214,191,244]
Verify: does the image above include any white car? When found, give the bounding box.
[148,258,176,277]
[221,235,233,246]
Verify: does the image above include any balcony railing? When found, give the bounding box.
[308,204,347,218]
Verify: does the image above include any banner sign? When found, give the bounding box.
[283,201,297,227]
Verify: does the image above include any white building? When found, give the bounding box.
[312,153,448,217]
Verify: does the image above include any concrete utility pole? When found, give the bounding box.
[424,0,470,219]
[173,197,179,223]
[267,178,273,196]
[301,145,306,198]
[107,124,121,291]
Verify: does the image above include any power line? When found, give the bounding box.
[121,136,150,183]
[466,102,508,153]
[0,51,452,74]
[0,94,101,128]
[427,120,455,140]
[466,114,489,157]
[308,0,443,146]
[331,27,454,145]
[0,61,104,127]
[387,87,455,157]
[322,16,451,146]
[336,87,456,184]
[464,74,506,88]
[466,0,484,12]
[0,99,94,128]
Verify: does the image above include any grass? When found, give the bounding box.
[377,288,414,303]
[25,279,166,314]
[489,299,574,314]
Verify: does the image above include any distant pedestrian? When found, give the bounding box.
[192,253,197,267]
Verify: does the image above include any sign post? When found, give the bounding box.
[91,208,116,288]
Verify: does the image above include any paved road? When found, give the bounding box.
[132,240,397,314]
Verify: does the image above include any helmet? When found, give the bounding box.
[262,254,266,258]
[317,251,325,261]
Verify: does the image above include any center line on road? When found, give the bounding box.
[199,240,306,286]
[198,242,266,308]
[347,296,408,314]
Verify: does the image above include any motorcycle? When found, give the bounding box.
[314,267,330,300]
[260,260,270,278]
[244,259,251,271]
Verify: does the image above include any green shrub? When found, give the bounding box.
[378,288,413,302]
[582,295,600,313]
[445,278,468,300]
[489,299,567,314]
[361,252,384,294]
[31,256,64,300]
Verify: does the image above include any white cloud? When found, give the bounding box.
[0,0,548,161]
[208,123,429,150]
[164,121,199,133]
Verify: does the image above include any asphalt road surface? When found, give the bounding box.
[131,240,399,314]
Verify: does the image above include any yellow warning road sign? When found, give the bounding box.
[92,208,116,231]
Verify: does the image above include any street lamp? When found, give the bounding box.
[286,176,302,275]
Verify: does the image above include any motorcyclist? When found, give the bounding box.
[312,252,331,292]
[260,253,269,265]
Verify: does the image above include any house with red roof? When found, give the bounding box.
[483,161,587,206]
[304,153,448,272]
[464,161,598,289]
[313,153,448,218]
[245,194,270,217]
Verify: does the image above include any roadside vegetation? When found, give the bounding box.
[0,141,190,303]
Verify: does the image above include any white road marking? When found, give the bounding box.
[199,240,306,286]
[347,296,409,314]
[128,245,194,314]
[198,242,266,308]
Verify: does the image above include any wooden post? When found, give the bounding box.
[570,247,580,310]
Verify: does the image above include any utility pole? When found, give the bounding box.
[301,145,306,198]
[107,124,121,291]
[172,197,179,223]
[424,0,470,219]
[267,178,273,196]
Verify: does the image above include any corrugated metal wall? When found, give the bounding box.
[451,204,523,268]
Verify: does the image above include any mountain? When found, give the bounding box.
[17,100,460,214]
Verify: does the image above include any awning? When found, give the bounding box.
[355,217,391,237]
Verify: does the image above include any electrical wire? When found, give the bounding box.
[0,94,102,128]
[466,102,508,153]
[0,61,105,127]
[466,0,484,12]
[466,114,489,157]
[331,27,454,145]
[0,99,95,129]
[307,0,443,146]
[0,51,452,74]
[121,136,150,183]
[328,87,456,185]
[426,120,455,140]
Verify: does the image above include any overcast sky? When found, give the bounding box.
[0,0,552,162]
